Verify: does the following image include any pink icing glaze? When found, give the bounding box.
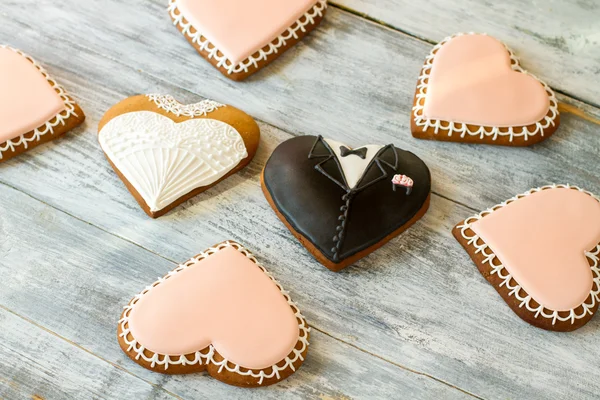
[177,0,318,65]
[423,35,550,127]
[127,246,300,370]
[0,48,65,143]
[471,188,600,311]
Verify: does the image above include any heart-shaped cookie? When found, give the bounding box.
[118,241,309,387]
[262,135,431,271]
[454,185,600,331]
[411,33,560,146]
[98,94,260,218]
[168,0,327,81]
[0,46,85,162]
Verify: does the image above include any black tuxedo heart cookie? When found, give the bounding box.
[261,136,431,271]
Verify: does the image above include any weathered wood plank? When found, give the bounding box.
[1,2,599,399]
[332,0,600,106]
[2,1,599,213]
[0,182,474,400]
[0,308,176,400]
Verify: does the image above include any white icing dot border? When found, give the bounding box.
[412,33,559,143]
[0,45,79,160]
[457,184,600,325]
[168,0,327,75]
[118,241,310,385]
[146,94,224,117]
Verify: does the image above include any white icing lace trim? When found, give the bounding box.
[119,241,310,384]
[413,33,559,142]
[0,46,78,160]
[146,94,224,117]
[457,184,600,325]
[168,0,327,75]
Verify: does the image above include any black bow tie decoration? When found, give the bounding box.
[339,145,368,159]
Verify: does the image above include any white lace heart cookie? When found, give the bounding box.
[454,185,600,331]
[168,0,327,81]
[411,33,559,146]
[98,94,259,218]
[118,241,309,387]
[0,45,85,162]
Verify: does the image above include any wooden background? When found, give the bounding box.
[1,0,599,398]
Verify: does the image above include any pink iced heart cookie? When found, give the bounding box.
[454,185,600,331]
[0,46,85,162]
[412,33,559,146]
[118,241,309,387]
[168,0,327,80]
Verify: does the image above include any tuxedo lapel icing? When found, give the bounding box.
[309,136,398,192]
[308,137,347,190]
[353,144,399,191]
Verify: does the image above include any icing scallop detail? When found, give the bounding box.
[423,34,550,127]
[146,94,224,117]
[470,187,600,311]
[175,0,318,65]
[0,47,65,143]
[98,111,248,212]
[126,244,300,370]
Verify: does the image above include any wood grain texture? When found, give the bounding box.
[0,182,472,400]
[332,0,600,106]
[0,308,176,400]
[0,0,599,399]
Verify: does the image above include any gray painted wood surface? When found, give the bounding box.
[334,0,600,106]
[0,1,599,399]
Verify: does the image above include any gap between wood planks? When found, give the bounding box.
[558,103,600,126]
[313,327,484,400]
[0,180,482,399]
[328,2,600,114]
[0,303,183,400]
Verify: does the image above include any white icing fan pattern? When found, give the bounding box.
[99,111,248,212]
